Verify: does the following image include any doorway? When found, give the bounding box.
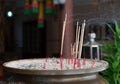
[22,20,46,58]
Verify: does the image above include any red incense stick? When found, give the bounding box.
[74,59,77,69]
[43,63,46,70]
[83,58,86,65]
[91,60,96,68]
[60,55,63,70]
[45,56,48,62]
[68,57,70,64]
[77,59,81,68]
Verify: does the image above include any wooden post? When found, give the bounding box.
[0,0,5,53]
[61,0,74,58]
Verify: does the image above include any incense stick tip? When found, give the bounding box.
[77,21,79,25]
[84,20,86,23]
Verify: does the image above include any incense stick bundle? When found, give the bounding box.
[78,20,86,59]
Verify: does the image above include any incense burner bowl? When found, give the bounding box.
[3,58,108,84]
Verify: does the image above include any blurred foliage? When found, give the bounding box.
[101,21,120,84]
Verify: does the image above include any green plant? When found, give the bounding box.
[101,21,120,84]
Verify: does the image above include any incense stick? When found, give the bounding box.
[75,21,79,47]
[70,44,73,56]
[75,26,80,58]
[60,14,67,56]
[75,21,79,58]
[78,20,86,59]
[71,44,75,63]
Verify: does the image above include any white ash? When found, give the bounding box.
[5,58,104,70]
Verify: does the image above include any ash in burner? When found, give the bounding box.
[4,58,107,70]
[0,81,25,84]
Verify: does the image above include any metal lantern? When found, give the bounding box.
[83,33,102,60]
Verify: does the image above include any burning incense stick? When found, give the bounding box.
[73,58,77,69]
[75,21,79,47]
[71,44,75,63]
[60,14,67,70]
[77,59,81,68]
[70,44,73,57]
[78,20,86,59]
[75,23,80,58]
[75,22,79,53]
[60,14,67,56]
[75,26,80,58]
